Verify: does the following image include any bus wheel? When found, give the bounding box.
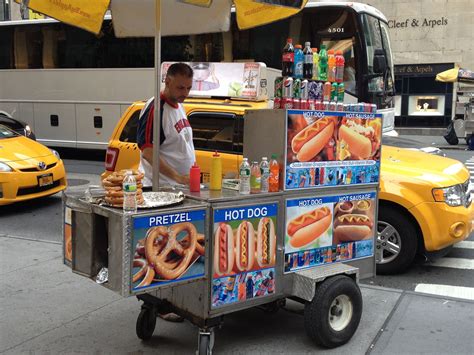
[304,275,362,348]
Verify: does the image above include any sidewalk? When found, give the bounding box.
[1,236,473,354]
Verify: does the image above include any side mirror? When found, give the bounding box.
[373,49,387,75]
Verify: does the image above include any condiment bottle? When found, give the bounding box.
[210,151,222,190]
[189,162,201,192]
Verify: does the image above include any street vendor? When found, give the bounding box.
[137,62,195,188]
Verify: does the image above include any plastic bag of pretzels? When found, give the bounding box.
[102,169,145,208]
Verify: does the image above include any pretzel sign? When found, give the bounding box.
[145,223,197,280]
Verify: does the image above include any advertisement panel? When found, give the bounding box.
[285,110,382,190]
[212,203,278,308]
[284,192,376,273]
[131,210,206,292]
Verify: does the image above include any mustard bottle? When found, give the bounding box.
[210,151,222,190]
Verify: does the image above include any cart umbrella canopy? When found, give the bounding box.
[436,67,474,84]
[15,0,307,188]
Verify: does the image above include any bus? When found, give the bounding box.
[0,1,396,150]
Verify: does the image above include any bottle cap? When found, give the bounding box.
[287,38,292,43]
[192,161,199,168]
[336,50,343,55]
[295,44,302,49]
[213,150,220,157]
[312,48,318,52]
[271,154,278,159]
[304,42,311,46]
[328,49,334,54]
[262,157,268,160]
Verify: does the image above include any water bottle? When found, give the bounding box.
[260,157,270,193]
[293,44,304,79]
[123,170,137,213]
[239,158,251,195]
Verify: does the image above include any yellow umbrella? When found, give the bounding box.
[436,67,474,83]
[15,0,308,36]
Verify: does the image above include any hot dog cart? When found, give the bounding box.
[63,108,382,354]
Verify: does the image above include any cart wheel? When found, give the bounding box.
[136,306,157,340]
[304,275,362,348]
[197,331,213,355]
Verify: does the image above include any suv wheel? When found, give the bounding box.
[376,206,418,275]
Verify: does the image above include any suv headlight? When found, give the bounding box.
[433,184,464,207]
[0,162,12,172]
[50,149,61,159]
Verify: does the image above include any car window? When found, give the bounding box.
[0,125,18,139]
[119,109,141,143]
[188,112,243,154]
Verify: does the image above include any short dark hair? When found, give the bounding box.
[166,62,193,78]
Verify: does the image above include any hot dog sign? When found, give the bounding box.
[212,204,277,308]
[285,193,376,273]
[131,210,206,292]
[285,110,382,190]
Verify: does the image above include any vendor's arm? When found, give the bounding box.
[142,147,190,185]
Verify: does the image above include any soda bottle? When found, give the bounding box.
[282,38,294,77]
[122,170,137,213]
[318,44,328,81]
[293,44,304,79]
[327,49,336,82]
[331,82,338,101]
[250,161,261,194]
[239,158,251,195]
[335,50,345,83]
[269,154,280,192]
[312,48,319,81]
[323,81,331,101]
[303,42,313,79]
[260,157,270,193]
[337,82,345,103]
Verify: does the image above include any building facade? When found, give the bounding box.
[367,0,474,127]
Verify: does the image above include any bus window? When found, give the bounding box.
[14,26,43,69]
[0,27,13,69]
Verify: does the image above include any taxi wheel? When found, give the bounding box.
[376,206,418,275]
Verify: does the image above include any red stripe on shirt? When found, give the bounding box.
[145,102,154,146]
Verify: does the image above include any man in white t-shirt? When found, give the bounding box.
[137,62,195,187]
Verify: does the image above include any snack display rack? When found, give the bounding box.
[63,108,382,354]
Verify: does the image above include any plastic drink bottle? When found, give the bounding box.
[331,82,338,101]
[337,82,345,103]
[250,161,261,194]
[303,42,313,79]
[335,50,345,83]
[293,44,304,79]
[323,81,331,101]
[312,48,319,80]
[210,151,222,190]
[327,49,336,82]
[282,38,294,77]
[122,170,137,213]
[318,44,328,81]
[260,157,270,193]
[269,154,280,192]
[239,158,251,195]
[189,162,201,192]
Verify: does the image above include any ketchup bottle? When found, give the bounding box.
[189,162,201,192]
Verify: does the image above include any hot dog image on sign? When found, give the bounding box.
[131,210,206,292]
[333,198,375,245]
[212,204,277,308]
[336,116,381,161]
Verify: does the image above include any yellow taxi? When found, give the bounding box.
[102,99,473,274]
[0,124,67,205]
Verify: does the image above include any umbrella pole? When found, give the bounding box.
[152,0,162,191]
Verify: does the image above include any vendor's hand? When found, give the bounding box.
[176,174,190,185]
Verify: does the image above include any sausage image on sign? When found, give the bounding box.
[334,214,373,242]
[234,221,256,272]
[287,206,332,248]
[291,116,336,162]
[338,120,379,160]
[213,223,235,276]
[256,217,277,268]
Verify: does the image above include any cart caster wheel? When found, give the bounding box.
[304,275,362,348]
[197,330,214,355]
[136,306,157,340]
[261,299,286,313]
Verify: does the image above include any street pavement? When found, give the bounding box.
[1,236,473,354]
[1,135,473,354]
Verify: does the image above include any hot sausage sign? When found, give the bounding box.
[285,110,382,190]
[285,192,376,273]
[212,203,278,308]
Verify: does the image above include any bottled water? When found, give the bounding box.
[239,158,251,195]
[123,170,137,213]
[260,157,270,193]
